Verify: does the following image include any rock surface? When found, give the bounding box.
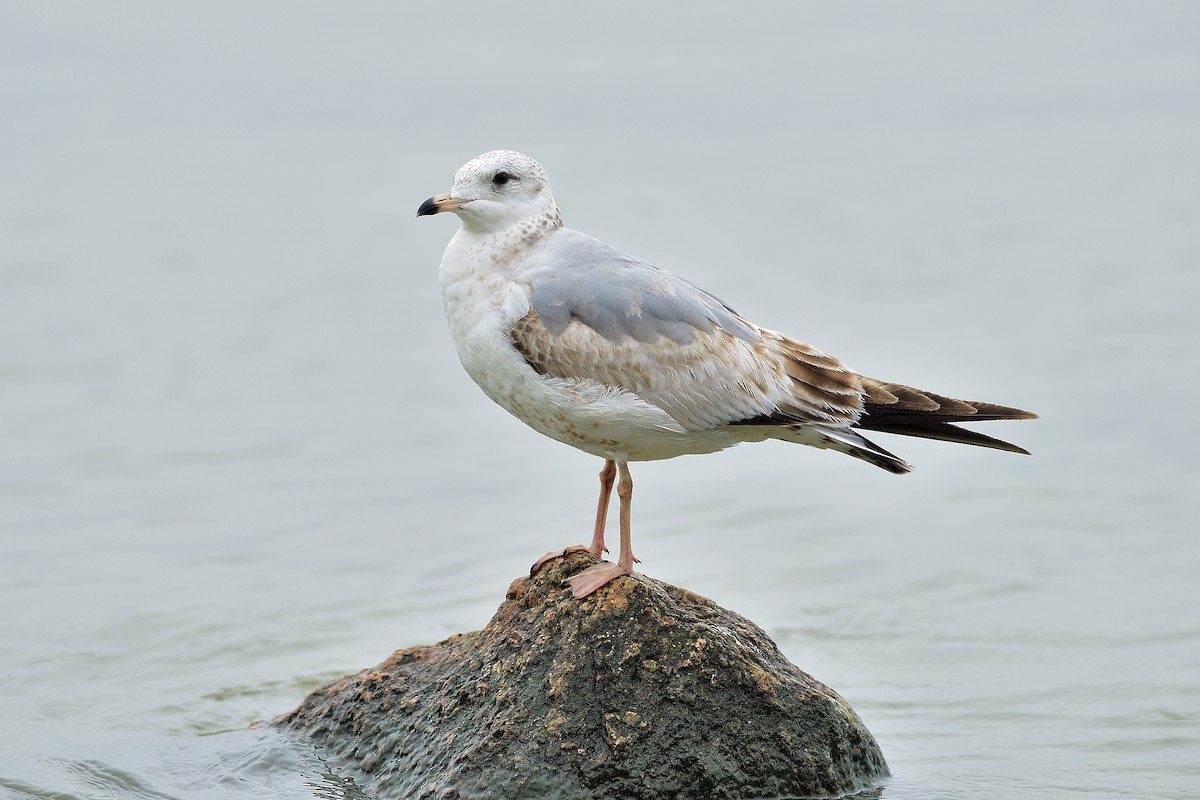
[276,553,888,799]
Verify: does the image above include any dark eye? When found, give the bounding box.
[492,171,511,186]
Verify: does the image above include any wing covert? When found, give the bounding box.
[524,229,757,346]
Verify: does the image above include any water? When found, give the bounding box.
[2,2,1197,798]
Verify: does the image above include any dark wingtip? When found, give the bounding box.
[416,196,439,217]
[859,420,1033,455]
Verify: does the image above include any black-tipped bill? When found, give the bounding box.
[416,193,470,217]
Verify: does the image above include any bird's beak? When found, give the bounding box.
[417,193,471,217]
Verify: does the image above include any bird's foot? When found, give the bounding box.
[530,544,604,575]
[565,561,633,599]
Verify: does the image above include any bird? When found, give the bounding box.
[417,150,1036,599]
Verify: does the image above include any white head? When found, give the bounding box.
[417,150,561,234]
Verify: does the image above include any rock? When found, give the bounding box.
[275,552,888,799]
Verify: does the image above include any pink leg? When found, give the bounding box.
[588,458,617,556]
[567,461,638,598]
[530,459,616,574]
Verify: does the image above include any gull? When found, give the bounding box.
[418,150,1036,598]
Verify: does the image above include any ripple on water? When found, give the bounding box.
[1,730,375,800]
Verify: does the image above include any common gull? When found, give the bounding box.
[418,150,1036,598]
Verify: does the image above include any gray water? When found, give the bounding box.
[2,3,1197,798]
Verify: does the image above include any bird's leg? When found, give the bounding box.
[530,459,616,574]
[615,461,639,568]
[566,461,637,598]
[588,458,617,556]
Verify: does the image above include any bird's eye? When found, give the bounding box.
[492,171,511,186]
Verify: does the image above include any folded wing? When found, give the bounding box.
[513,229,862,430]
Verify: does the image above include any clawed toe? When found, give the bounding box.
[565,561,633,599]
[530,545,596,575]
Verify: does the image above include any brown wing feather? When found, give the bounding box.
[860,378,1037,423]
[511,309,785,429]
[856,377,1038,454]
[510,311,863,430]
[757,330,864,423]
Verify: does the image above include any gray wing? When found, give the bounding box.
[524,229,758,346]
[512,228,863,430]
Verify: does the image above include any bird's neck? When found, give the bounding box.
[439,210,559,316]
[454,210,561,275]
[460,203,562,236]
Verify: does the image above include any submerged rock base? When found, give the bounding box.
[276,553,888,799]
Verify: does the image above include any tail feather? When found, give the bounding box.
[756,373,1036,473]
[861,378,1037,424]
[811,426,913,475]
[857,420,1031,455]
[856,377,1037,456]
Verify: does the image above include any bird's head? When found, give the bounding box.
[417,150,560,234]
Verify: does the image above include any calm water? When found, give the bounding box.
[2,3,1198,798]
